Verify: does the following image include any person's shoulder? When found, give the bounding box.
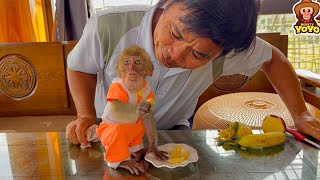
[95,5,152,17]
[225,36,272,59]
[255,37,272,47]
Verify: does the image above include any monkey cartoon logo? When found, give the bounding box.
[292,0,320,34]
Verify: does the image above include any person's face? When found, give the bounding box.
[153,2,223,69]
[300,7,314,20]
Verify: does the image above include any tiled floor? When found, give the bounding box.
[0,115,76,132]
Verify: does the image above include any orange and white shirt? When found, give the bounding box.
[101,77,154,124]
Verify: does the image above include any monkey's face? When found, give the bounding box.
[117,55,146,91]
[122,56,144,81]
[116,46,154,91]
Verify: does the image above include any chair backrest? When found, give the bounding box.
[0,42,76,116]
[197,33,288,109]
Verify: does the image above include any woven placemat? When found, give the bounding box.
[193,92,318,130]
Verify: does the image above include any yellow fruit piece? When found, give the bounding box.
[262,115,286,133]
[216,129,235,141]
[183,150,189,159]
[167,145,189,164]
[176,145,181,153]
[137,90,143,97]
[168,157,185,164]
[238,132,286,148]
[237,125,253,138]
[216,130,231,141]
[170,150,178,158]
[146,98,155,105]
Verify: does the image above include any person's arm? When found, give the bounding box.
[260,46,320,140]
[66,69,98,146]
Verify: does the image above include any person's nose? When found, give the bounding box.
[167,43,187,63]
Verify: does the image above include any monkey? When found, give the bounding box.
[96,46,168,175]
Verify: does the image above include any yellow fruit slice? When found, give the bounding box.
[168,157,185,164]
[146,98,155,105]
[262,115,286,133]
[167,145,189,164]
[237,125,253,138]
[215,129,235,141]
[183,150,189,159]
[238,132,286,148]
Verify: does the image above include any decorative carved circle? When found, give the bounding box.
[0,55,37,100]
[212,74,249,93]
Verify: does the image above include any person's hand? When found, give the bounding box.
[136,101,151,118]
[146,144,168,161]
[66,116,97,146]
[294,112,320,141]
[119,159,145,175]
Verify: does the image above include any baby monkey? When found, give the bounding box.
[97,46,168,175]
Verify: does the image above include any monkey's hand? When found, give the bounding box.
[118,159,145,175]
[147,144,169,161]
[136,101,151,118]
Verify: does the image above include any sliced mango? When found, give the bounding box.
[167,145,189,164]
[236,124,253,138]
[215,130,232,141]
[238,132,286,148]
[146,98,155,105]
[215,122,240,142]
[168,157,185,164]
[262,115,286,133]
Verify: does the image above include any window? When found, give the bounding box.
[258,14,320,74]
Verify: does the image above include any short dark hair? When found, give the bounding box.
[167,0,260,58]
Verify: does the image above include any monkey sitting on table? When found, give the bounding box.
[96,46,168,175]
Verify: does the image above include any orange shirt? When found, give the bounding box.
[106,78,154,105]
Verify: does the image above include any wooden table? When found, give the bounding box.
[0,130,319,179]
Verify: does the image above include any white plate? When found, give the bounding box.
[144,143,199,168]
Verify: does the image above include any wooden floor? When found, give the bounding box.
[0,115,76,132]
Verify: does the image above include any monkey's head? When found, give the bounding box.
[116,46,154,79]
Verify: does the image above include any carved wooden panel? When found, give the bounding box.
[0,42,69,116]
[0,55,37,100]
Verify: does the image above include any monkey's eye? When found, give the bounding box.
[135,59,142,65]
[124,59,131,65]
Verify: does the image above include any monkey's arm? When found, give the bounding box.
[141,112,168,161]
[109,100,138,124]
[143,113,158,146]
